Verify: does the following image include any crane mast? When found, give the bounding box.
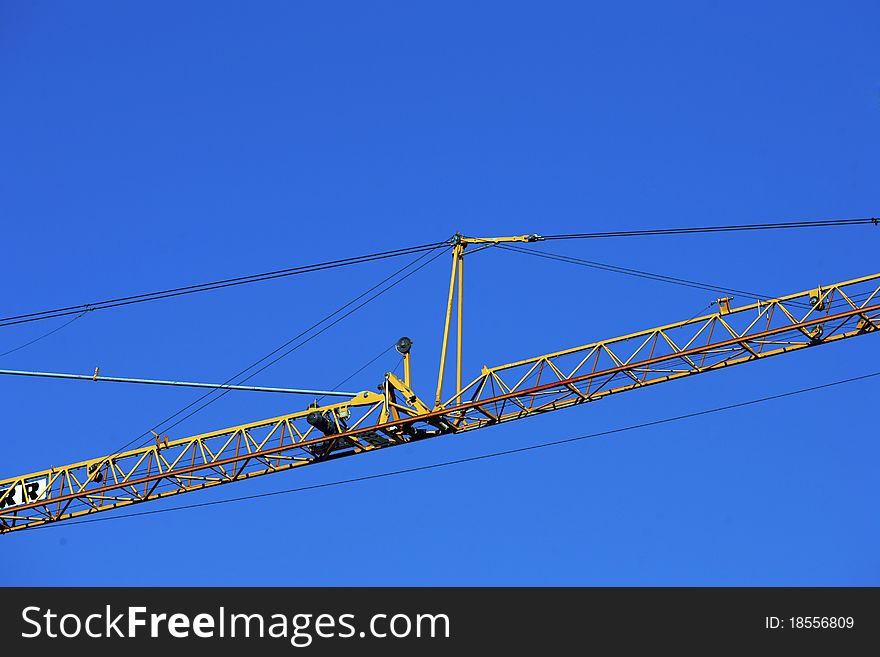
[1,235,878,534]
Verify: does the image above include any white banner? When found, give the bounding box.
[0,478,48,509]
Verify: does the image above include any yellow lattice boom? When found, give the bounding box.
[1,236,878,533]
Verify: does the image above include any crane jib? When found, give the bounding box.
[1,248,879,534]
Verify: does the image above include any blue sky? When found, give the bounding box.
[1,1,878,585]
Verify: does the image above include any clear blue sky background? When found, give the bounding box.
[1,2,878,585]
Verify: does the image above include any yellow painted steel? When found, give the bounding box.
[402,351,412,388]
[1,236,878,534]
[459,234,541,245]
[456,245,464,400]
[434,241,460,407]
[435,233,542,407]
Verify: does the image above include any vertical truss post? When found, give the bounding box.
[396,336,413,388]
[434,233,541,408]
[436,236,464,407]
[456,243,465,401]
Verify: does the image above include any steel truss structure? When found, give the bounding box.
[2,235,878,533]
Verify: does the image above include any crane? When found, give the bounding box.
[1,233,878,534]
